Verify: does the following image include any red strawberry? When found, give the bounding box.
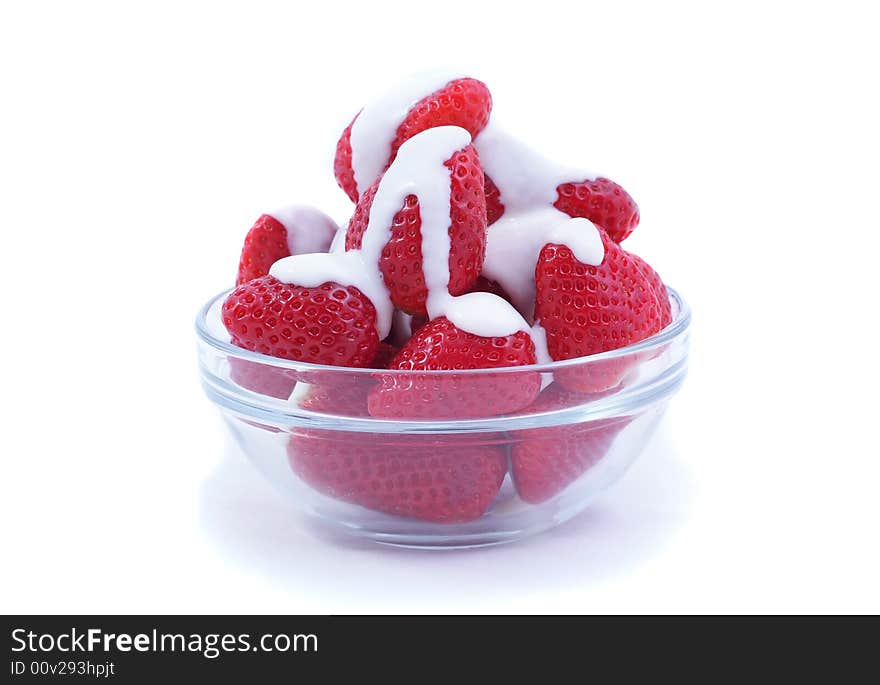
[292,342,397,416]
[295,380,371,417]
[628,252,672,328]
[511,385,631,504]
[333,116,359,202]
[236,209,337,285]
[288,431,507,523]
[484,175,505,226]
[222,275,380,367]
[534,230,664,393]
[368,317,541,419]
[228,356,298,400]
[408,314,429,336]
[236,215,290,286]
[345,143,486,316]
[554,178,640,244]
[334,77,492,202]
[371,341,399,369]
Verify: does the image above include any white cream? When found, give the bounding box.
[269,251,393,338]
[349,69,465,196]
[267,204,338,256]
[530,323,553,365]
[442,292,530,338]
[328,225,347,254]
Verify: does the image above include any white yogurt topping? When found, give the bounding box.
[530,322,553,365]
[349,69,465,196]
[442,291,530,338]
[268,204,338,256]
[328,225,347,254]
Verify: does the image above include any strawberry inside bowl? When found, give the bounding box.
[196,286,690,548]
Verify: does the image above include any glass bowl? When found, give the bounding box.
[196,287,690,548]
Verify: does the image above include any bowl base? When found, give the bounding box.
[307,509,578,549]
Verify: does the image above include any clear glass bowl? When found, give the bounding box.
[196,287,690,548]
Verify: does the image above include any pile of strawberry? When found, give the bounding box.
[220,75,671,522]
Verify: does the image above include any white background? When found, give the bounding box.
[2,1,878,613]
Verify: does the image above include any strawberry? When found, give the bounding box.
[628,252,672,328]
[228,357,298,400]
[235,208,337,285]
[334,77,492,202]
[288,431,507,523]
[371,341,399,369]
[222,275,380,367]
[236,215,290,286]
[294,342,397,417]
[345,143,486,316]
[484,175,505,226]
[511,385,631,504]
[408,314,429,337]
[333,117,358,202]
[227,311,387,401]
[554,178,640,244]
[534,230,665,393]
[295,380,371,417]
[368,317,541,419]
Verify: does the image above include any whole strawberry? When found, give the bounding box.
[368,317,541,419]
[288,432,507,523]
[222,275,380,367]
[345,142,486,316]
[534,230,666,393]
[510,384,632,503]
[334,77,492,202]
[554,178,640,244]
[236,207,338,285]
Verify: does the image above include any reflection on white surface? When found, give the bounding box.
[198,422,693,612]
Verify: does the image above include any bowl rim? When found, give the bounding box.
[196,286,691,377]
